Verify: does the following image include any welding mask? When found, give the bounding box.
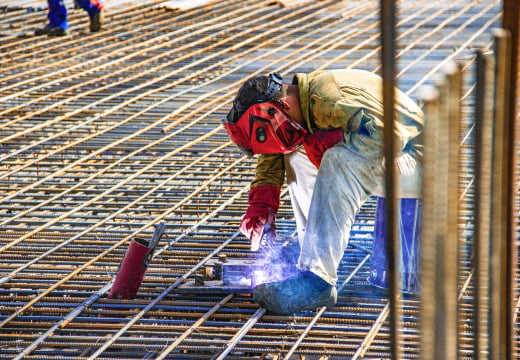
[223,73,307,156]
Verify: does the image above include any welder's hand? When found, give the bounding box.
[240,213,275,251]
[239,185,280,251]
[303,128,345,168]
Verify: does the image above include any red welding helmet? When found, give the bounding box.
[223,73,307,156]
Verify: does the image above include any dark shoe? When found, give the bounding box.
[253,271,337,315]
[35,25,67,36]
[89,9,104,32]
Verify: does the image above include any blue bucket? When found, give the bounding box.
[368,196,422,293]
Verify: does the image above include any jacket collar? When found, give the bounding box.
[292,73,314,133]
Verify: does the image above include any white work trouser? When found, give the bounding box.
[284,139,422,285]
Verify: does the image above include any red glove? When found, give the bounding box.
[240,185,280,251]
[303,128,345,168]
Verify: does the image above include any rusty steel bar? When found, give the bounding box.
[380,2,402,360]
[473,49,495,359]
[489,28,512,360]
[155,294,235,360]
[502,1,520,358]
[212,308,267,360]
[419,84,439,360]
[445,61,464,359]
[417,62,465,359]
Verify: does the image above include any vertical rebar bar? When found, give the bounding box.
[489,27,512,360]
[419,61,462,359]
[474,48,495,360]
[502,2,520,358]
[380,1,402,358]
[419,84,440,360]
[432,62,460,360]
[448,62,464,360]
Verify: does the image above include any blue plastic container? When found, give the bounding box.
[368,196,422,293]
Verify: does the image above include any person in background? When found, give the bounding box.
[222,69,424,314]
[35,0,104,37]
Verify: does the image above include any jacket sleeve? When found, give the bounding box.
[251,153,286,189]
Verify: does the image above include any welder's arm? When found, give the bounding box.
[303,128,345,168]
[240,154,284,251]
[240,185,280,251]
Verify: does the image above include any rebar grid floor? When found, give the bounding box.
[0,0,516,359]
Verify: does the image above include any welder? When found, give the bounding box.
[223,69,424,315]
[35,0,104,37]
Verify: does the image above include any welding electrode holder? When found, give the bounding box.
[108,222,167,300]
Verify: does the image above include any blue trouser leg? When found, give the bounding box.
[75,0,103,16]
[47,0,68,29]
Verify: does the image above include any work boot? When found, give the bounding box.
[35,25,67,36]
[253,271,337,315]
[89,9,104,32]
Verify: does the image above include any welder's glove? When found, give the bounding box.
[240,185,280,251]
[303,128,345,168]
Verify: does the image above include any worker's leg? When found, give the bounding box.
[75,0,104,32]
[75,0,103,15]
[254,112,422,314]
[46,0,68,29]
[35,0,68,36]
[283,147,318,244]
[298,121,423,286]
[298,145,385,285]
